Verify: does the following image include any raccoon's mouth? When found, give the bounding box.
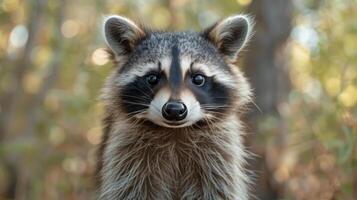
[142,119,191,129]
[162,120,187,128]
[164,121,185,126]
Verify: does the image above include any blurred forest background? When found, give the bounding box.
[0,0,356,199]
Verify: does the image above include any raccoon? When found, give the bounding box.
[98,14,254,200]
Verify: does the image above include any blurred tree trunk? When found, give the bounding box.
[0,0,46,139]
[0,1,46,198]
[244,0,293,199]
[0,0,66,198]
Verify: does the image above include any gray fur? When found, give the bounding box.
[120,31,230,72]
[98,14,254,200]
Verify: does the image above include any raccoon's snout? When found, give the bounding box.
[162,101,187,121]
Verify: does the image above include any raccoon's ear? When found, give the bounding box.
[103,15,146,57]
[202,15,253,61]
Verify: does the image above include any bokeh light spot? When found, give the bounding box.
[61,19,80,38]
[62,157,86,174]
[9,25,28,48]
[86,127,102,145]
[91,48,109,66]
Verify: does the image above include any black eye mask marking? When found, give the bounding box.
[187,75,231,113]
[120,67,167,116]
[120,76,153,116]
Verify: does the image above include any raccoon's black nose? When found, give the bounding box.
[162,101,187,121]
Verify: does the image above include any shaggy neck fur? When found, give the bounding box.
[98,113,250,200]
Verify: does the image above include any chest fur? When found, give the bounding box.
[99,123,248,200]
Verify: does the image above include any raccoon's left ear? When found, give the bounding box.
[202,15,253,62]
[103,15,146,58]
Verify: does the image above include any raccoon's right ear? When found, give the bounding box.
[201,15,253,62]
[103,15,146,58]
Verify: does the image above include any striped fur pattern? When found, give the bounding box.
[98,14,254,200]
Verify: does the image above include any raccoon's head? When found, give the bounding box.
[102,15,253,128]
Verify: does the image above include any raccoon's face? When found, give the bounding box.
[103,15,252,128]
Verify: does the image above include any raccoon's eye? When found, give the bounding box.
[192,74,205,86]
[146,74,160,85]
